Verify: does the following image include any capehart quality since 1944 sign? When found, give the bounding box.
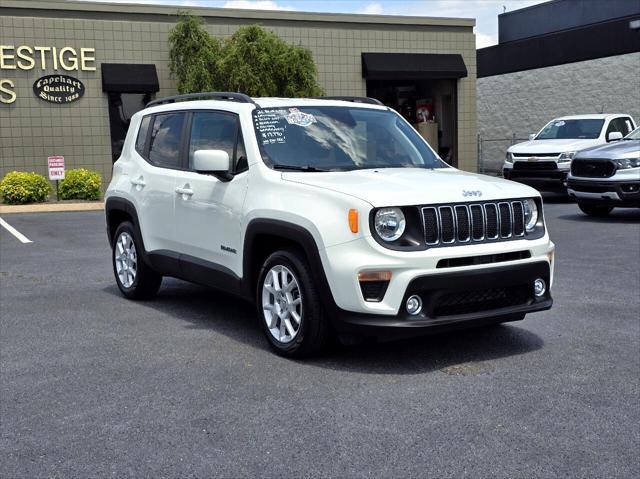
[33,74,85,104]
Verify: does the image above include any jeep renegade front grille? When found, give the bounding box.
[422,200,525,247]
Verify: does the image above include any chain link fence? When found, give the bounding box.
[477,133,528,176]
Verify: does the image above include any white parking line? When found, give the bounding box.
[0,217,32,244]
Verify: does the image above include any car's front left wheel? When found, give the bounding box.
[256,249,330,357]
[112,221,162,299]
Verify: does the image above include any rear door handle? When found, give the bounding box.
[130,176,146,187]
[175,186,194,196]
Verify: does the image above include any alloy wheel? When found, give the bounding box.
[114,232,137,288]
[262,265,303,343]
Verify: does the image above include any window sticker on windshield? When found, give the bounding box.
[254,109,287,145]
[554,121,566,127]
[286,108,316,127]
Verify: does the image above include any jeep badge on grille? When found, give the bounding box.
[462,190,482,197]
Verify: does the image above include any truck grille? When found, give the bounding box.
[513,161,557,170]
[571,159,616,178]
[422,200,525,247]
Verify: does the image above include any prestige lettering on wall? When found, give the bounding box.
[0,45,96,104]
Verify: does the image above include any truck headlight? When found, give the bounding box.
[374,207,406,241]
[505,152,514,164]
[558,151,577,162]
[615,158,640,169]
[523,198,539,232]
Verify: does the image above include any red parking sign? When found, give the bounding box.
[48,156,65,180]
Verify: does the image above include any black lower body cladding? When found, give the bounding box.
[331,261,552,340]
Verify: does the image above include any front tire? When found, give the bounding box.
[578,203,613,217]
[256,249,329,357]
[112,221,162,299]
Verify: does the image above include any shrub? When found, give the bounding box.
[0,171,51,204]
[59,168,102,200]
[169,13,323,97]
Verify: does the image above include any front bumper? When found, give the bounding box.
[503,167,568,190]
[331,261,553,339]
[567,178,640,207]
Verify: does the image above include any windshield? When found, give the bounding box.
[252,106,446,171]
[624,126,640,140]
[535,119,604,140]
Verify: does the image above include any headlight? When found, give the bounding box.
[558,151,577,162]
[374,207,406,242]
[505,152,513,163]
[615,158,640,169]
[523,199,539,232]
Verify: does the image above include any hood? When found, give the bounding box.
[509,138,600,154]
[282,168,539,207]
[575,140,640,159]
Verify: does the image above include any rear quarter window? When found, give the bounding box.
[135,115,151,155]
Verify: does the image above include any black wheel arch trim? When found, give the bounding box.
[105,197,153,267]
[242,218,339,309]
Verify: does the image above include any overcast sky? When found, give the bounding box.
[78,0,549,48]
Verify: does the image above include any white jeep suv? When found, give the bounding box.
[105,93,555,357]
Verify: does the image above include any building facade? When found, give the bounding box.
[477,0,640,174]
[0,0,477,189]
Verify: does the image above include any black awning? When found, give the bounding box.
[362,53,468,80]
[101,63,159,93]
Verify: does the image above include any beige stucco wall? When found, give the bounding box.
[0,1,477,188]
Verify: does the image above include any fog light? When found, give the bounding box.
[406,295,423,315]
[534,278,546,297]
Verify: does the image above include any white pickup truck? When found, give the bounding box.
[503,114,636,191]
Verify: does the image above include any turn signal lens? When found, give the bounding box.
[358,271,392,282]
[348,209,359,233]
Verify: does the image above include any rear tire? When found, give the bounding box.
[256,249,330,357]
[578,203,613,217]
[112,221,162,299]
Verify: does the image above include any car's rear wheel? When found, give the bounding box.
[578,203,613,217]
[257,249,329,357]
[112,221,162,299]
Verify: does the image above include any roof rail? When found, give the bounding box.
[320,96,384,106]
[146,92,256,108]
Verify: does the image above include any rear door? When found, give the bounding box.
[173,110,249,277]
[130,111,186,253]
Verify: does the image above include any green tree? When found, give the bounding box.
[169,14,323,97]
[168,12,222,93]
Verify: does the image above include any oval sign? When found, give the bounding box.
[33,75,85,104]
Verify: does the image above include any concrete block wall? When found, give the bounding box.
[477,52,640,174]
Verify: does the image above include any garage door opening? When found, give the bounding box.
[362,53,467,167]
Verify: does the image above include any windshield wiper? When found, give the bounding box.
[272,164,328,172]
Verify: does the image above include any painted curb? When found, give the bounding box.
[0,202,104,214]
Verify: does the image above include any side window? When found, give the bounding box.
[148,112,185,168]
[622,117,634,135]
[607,118,627,135]
[188,112,237,169]
[135,115,151,155]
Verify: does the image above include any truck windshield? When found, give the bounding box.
[535,119,604,140]
[252,106,446,171]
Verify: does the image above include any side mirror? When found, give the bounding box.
[607,131,623,142]
[529,134,536,141]
[193,149,230,174]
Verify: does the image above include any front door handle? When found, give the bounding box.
[175,186,194,196]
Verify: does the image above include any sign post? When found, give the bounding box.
[47,156,65,201]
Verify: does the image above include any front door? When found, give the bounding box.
[173,111,249,278]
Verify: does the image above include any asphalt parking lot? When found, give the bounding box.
[1,199,639,478]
